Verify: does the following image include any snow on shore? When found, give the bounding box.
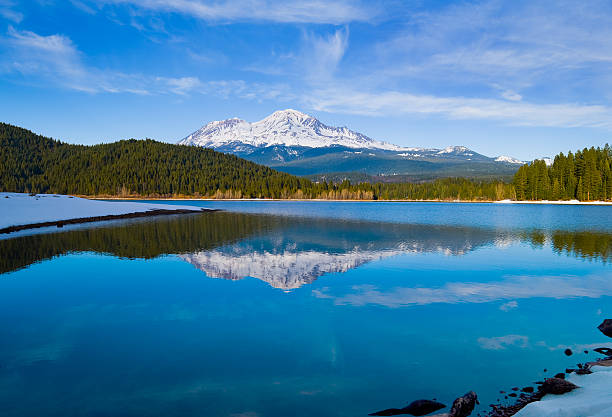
[0,193,201,229]
[495,199,612,205]
[515,365,612,417]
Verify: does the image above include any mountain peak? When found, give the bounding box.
[268,109,312,119]
[179,110,402,151]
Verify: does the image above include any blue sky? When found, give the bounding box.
[1,0,612,159]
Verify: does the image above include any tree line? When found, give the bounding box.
[514,145,612,201]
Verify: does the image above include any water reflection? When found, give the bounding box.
[2,211,612,290]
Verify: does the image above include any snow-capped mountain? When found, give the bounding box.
[179,109,524,179]
[495,155,524,164]
[179,109,402,151]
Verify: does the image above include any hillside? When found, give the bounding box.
[0,122,311,198]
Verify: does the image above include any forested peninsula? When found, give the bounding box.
[1,122,611,201]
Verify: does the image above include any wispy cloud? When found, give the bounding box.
[0,27,276,99]
[247,27,350,83]
[302,27,349,82]
[369,0,612,97]
[0,0,23,23]
[86,0,377,24]
[304,87,612,128]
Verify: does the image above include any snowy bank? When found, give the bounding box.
[514,365,612,417]
[0,193,203,230]
[495,199,612,205]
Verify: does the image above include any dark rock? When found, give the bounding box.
[511,387,519,391]
[584,350,589,354]
[564,348,573,356]
[508,393,517,397]
[575,366,592,375]
[499,391,505,394]
[543,368,547,372]
[369,399,446,416]
[565,368,575,374]
[521,387,534,393]
[449,391,478,417]
[597,319,612,338]
[594,347,612,356]
[538,378,579,395]
[554,373,565,379]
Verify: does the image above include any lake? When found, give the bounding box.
[1,201,611,417]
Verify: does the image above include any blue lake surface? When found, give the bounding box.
[1,202,611,416]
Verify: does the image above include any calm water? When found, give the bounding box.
[1,202,612,417]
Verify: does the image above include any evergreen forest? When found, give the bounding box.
[513,146,612,201]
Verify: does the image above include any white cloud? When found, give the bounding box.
[304,87,612,128]
[478,334,529,350]
[367,0,612,103]
[0,27,261,98]
[88,0,376,24]
[302,27,349,82]
[0,0,22,23]
[501,90,522,102]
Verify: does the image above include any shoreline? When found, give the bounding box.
[0,208,211,234]
[89,196,612,205]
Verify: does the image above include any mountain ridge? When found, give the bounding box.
[179,109,523,163]
[179,110,523,180]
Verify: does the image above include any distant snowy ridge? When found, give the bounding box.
[179,109,403,151]
[495,155,524,164]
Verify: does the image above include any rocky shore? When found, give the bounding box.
[368,319,612,417]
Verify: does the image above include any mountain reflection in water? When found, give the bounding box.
[1,211,612,289]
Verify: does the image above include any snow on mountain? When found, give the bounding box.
[437,146,472,155]
[542,157,553,166]
[495,155,524,164]
[179,109,524,170]
[179,109,403,151]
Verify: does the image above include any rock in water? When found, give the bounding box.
[369,399,446,416]
[449,391,478,417]
[597,319,612,338]
[538,378,579,395]
[564,348,573,356]
[594,347,612,356]
[403,400,446,416]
